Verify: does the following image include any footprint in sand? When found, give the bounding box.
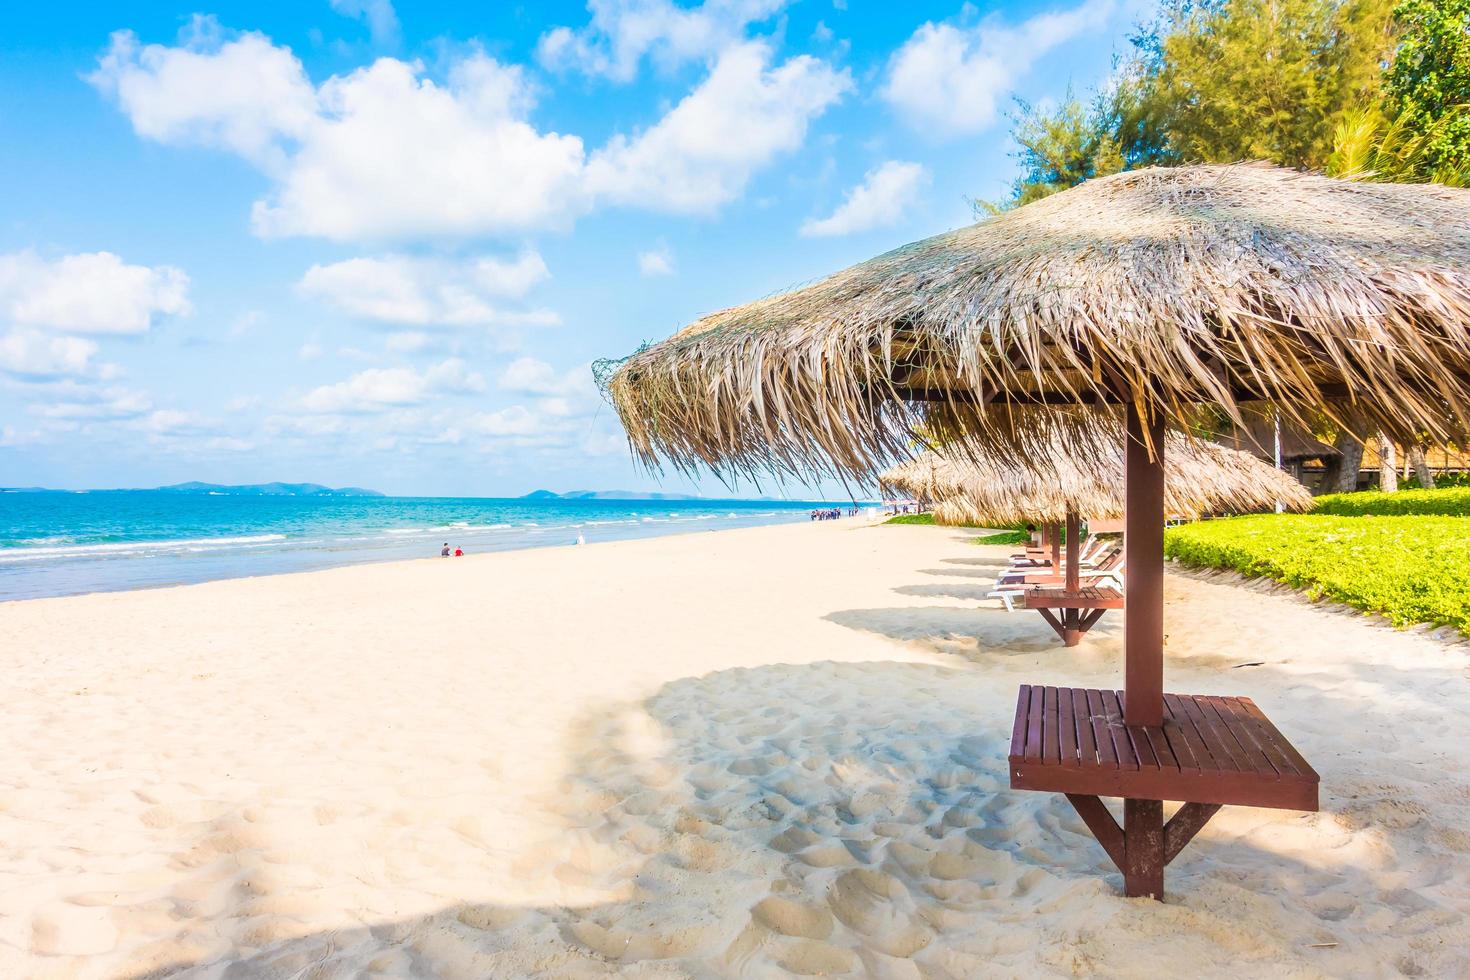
[751,895,835,940]
[826,868,933,958]
[30,902,118,957]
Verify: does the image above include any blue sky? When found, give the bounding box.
[0,0,1148,497]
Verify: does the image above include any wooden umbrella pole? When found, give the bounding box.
[1124,402,1165,727]
[1065,510,1081,593]
[1050,522,1062,570]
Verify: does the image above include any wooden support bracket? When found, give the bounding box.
[1163,802,1223,865]
[1065,794,1124,868]
[1062,795,1224,900]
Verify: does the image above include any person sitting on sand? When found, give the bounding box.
[441,543,450,557]
[454,547,463,557]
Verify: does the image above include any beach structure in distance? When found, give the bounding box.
[880,429,1314,644]
[603,163,1470,899]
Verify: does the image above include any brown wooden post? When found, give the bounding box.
[1065,509,1081,594]
[1050,522,1062,570]
[1123,401,1168,900]
[1123,798,1164,898]
[1124,403,1164,727]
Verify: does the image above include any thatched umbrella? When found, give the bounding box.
[917,428,1314,529]
[608,163,1470,481]
[603,163,1470,899]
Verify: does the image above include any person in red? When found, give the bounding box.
[454,547,463,557]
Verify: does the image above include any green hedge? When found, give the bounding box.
[973,530,1030,544]
[885,513,936,525]
[1164,514,1470,633]
[1313,486,1470,517]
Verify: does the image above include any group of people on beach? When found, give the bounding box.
[809,508,847,521]
[440,543,463,557]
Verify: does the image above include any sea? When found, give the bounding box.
[0,493,864,601]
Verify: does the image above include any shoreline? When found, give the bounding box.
[6,515,880,607]
[0,502,875,603]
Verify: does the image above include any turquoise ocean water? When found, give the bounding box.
[0,493,857,601]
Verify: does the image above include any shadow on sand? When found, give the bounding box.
[125,567,1470,979]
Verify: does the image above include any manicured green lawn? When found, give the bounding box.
[1165,514,1470,634]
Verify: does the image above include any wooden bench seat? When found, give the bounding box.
[1023,586,1124,610]
[1022,587,1123,645]
[1009,685,1318,895]
[1010,685,1319,811]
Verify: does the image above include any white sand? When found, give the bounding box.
[2,520,1468,979]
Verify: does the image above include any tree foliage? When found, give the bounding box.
[1138,0,1396,169]
[997,0,1399,206]
[1325,103,1470,185]
[1384,0,1470,177]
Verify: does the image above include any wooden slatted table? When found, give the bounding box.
[1009,685,1318,886]
[1023,586,1124,646]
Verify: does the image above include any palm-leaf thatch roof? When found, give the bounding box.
[606,163,1470,482]
[885,427,1313,527]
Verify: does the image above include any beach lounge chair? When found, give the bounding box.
[1001,544,1121,585]
[1018,514,1126,645]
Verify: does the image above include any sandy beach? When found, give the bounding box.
[2,519,1468,978]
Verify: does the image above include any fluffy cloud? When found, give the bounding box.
[637,246,674,276]
[538,0,789,81]
[883,0,1119,137]
[298,252,554,325]
[800,160,929,237]
[301,358,486,413]
[90,27,586,241]
[0,332,108,380]
[0,251,189,334]
[91,26,845,240]
[265,355,616,459]
[252,56,589,240]
[331,0,401,49]
[88,17,317,167]
[497,356,601,420]
[586,43,850,213]
[26,383,153,421]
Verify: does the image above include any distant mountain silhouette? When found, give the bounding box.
[104,482,384,496]
[520,489,702,501]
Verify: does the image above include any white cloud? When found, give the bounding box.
[538,0,790,81]
[27,384,153,421]
[882,0,1118,137]
[497,356,602,421]
[587,42,850,213]
[467,405,542,437]
[252,56,588,240]
[0,251,189,335]
[800,160,928,237]
[136,408,208,434]
[301,358,486,413]
[88,17,317,167]
[498,356,592,397]
[637,246,674,276]
[0,331,107,380]
[331,0,401,48]
[92,27,846,240]
[91,28,587,241]
[298,252,553,326]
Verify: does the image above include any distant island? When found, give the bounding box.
[521,489,703,501]
[0,482,383,497]
[146,482,383,497]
